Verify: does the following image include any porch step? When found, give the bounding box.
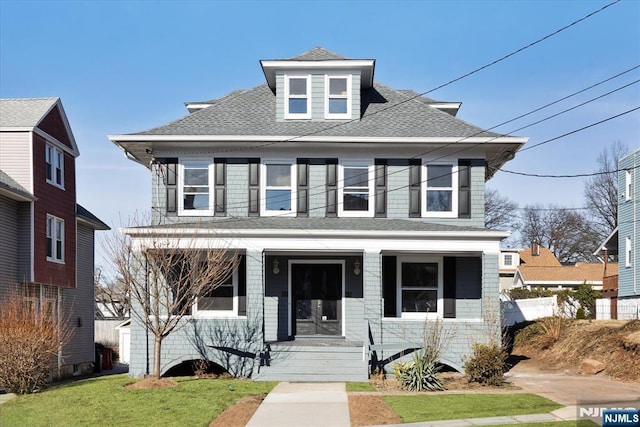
[253,341,369,382]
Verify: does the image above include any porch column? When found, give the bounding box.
[482,251,501,343]
[245,249,265,346]
[362,250,383,346]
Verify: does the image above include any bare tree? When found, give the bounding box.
[485,188,518,230]
[584,141,628,243]
[103,224,239,378]
[517,204,600,263]
[94,267,129,318]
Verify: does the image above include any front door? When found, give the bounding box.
[292,263,342,336]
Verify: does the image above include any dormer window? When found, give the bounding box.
[285,75,311,119]
[325,75,351,119]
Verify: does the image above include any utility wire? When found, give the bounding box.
[493,163,640,179]
[519,106,640,152]
[199,0,621,155]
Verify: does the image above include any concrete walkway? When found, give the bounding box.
[246,382,350,427]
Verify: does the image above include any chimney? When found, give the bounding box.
[532,242,540,256]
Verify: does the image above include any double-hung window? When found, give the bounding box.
[626,236,632,268]
[339,162,374,217]
[262,161,296,216]
[423,163,457,217]
[194,256,246,317]
[285,75,311,119]
[46,215,64,263]
[45,143,64,188]
[397,256,442,319]
[179,160,214,215]
[325,75,351,119]
[626,170,632,201]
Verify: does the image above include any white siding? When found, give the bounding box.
[0,131,33,193]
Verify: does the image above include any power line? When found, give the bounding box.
[519,106,640,152]
[493,164,640,179]
[200,0,621,156]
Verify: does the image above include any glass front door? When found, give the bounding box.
[292,263,342,336]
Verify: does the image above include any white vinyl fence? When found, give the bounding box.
[501,295,558,327]
[95,319,122,346]
[596,298,611,320]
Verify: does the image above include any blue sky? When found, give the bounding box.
[1,0,639,266]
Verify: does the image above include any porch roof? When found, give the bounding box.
[126,217,509,239]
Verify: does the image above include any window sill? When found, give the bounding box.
[46,257,65,264]
[190,313,247,320]
[46,180,65,190]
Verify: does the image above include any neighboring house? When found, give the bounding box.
[499,248,520,291]
[0,97,109,379]
[595,148,639,319]
[109,48,527,381]
[512,243,612,291]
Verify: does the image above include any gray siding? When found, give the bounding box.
[0,132,32,192]
[619,151,639,298]
[17,202,31,281]
[60,222,95,366]
[0,195,20,298]
[227,164,249,218]
[387,165,410,219]
[363,251,383,344]
[307,164,326,218]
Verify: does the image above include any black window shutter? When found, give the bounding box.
[409,159,421,217]
[237,255,247,316]
[297,159,309,216]
[382,256,397,317]
[214,161,226,216]
[458,160,471,219]
[443,257,456,318]
[326,159,338,217]
[248,159,260,216]
[375,160,386,217]
[158,158,178,214]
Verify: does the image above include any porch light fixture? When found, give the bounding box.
[273,258,280,275]
[353,260,361,276]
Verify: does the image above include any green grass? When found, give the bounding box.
[0,374,277,427]
[383,393,563,423]
[484,422,598,427]
[345,382,376,392]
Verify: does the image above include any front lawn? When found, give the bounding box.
[0,374,276,427]
[383,393,563,423]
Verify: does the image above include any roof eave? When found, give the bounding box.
[260,59,376,91]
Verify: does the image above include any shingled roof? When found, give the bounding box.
[0,169,34,201]
[0,97,59,128]
[134,82,501,139]
[287,46,348,61]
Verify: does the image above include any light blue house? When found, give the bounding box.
[109,48,527,381]
[597,148,639,320]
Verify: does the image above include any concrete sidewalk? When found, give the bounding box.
[246,382,350,427]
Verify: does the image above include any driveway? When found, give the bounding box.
[506,359,640,406]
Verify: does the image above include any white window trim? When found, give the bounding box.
[284,74,311,119]
[177,159,214,216]
[46,214,64,263]
[192,268,243,318]
[626,170,632,201]
[626,236,632,268]
[324,74,352,119]
[45,143,64,189]
[503,254,514,267]
[338,160,374,217]
[422,162,458,218]
[397,255,443,319]
[260,160,297,217]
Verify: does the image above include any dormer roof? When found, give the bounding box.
[260,47,376,91]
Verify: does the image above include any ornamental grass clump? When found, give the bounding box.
[393,349,445,391]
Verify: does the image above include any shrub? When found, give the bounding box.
[0,291,72,394]
[393,349,445,391]
[463,342,507,386]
